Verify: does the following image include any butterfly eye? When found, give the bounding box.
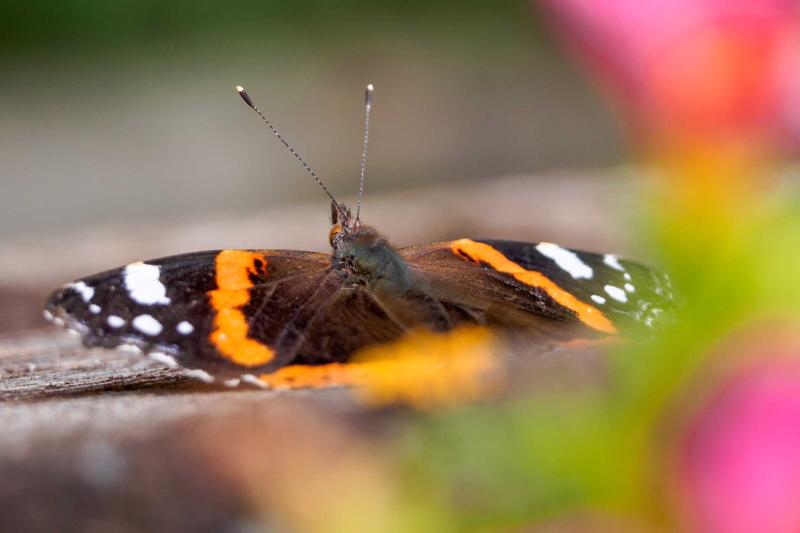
[329,224,343,246]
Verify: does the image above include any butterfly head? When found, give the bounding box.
[329,201,410,290]
[329,201,355,248]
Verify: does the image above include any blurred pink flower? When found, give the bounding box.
[540,0,800,151]
[678,347,800,533]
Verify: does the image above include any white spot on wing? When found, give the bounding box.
[70,281,95,303]
[624,272,632,281]
[624,283,635,293]
[132,314,163,336]
[43,310,54,322]
[89,304,101,314]
[123,262,171,305]
[604,285,628,303]
[603,254,625,272]
[223,378,241,388]
[184,368,214,383]
[176,321,194,335]
[242,374,268,389]
[535,242,593,279]
[107,315,125,328]
[150,352,179,368]
[591,294,606,305]
[117,343,142,354]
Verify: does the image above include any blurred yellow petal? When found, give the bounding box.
[254,327,506,410]
[352,327,506,410]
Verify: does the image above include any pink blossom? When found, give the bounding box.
[679,355,800,532]
[539,0,800,150]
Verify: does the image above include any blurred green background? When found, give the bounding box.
[0,0,622,239]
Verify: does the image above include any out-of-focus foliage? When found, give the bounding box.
[0,0,541,57]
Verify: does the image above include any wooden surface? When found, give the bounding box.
[0,172,627,532]
[0,328,370,533]
[0,329,187,401]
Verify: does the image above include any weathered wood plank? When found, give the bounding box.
[0,329,191,401]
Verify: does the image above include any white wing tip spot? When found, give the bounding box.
[150,352,179,369]
[123,262,171,306]
[535,242,593,279]
[591,294,606,305]
[70,281,95,303]
[117,343,143,355]
[604,285,628,303]
[132,314,163,336]
[107,315,125,328]
[242,374,268,389]
[176,321,194,335]
[603,254,626,272]
[184,368,214,383]
[89,304,101,314]
[624,283,636,293]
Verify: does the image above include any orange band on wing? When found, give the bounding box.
[258,363,358,389]
[209,250,275,367]
[450,239,617,334]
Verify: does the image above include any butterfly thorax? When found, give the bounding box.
[331,224,412,293]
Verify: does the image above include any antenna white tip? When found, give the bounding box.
[236,85,256,109]
[365,83,374,106]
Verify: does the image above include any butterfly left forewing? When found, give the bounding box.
[45,249,334,379]
[46,250,222,350]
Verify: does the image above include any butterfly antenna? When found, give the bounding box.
[355,83,373,222]
[236,85,339,209]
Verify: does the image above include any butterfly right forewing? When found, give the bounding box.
[401,239,673,337]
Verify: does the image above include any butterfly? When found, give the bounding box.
[45,84,673,388]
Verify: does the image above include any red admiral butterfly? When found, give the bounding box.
[45,84,673,388]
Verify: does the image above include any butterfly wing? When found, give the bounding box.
[401,239,673,337]
[46,238,673,384]
[45,249,341,378]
